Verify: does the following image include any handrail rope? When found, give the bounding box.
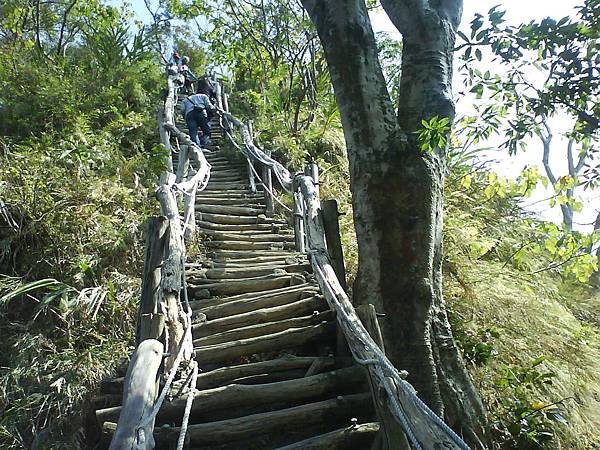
[306,202,471,450]
[219,112,293,193]
[223,128,293,213]
[245,153,293,213]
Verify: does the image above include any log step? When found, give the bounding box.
[196,204,266,216]
[194,321,334,365]
[205,240,295,251]
[193,310,333,346]
[188,273,305,297]
[97,366,366,427]
[101,393,373,447]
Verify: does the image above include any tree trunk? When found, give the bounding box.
[300,0,487,447]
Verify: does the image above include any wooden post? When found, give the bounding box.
[156,185,191,371]
[109,339,164,450]
[157,108,173,175]
[305,162,319,197]
[137,217,169,344]
[321,199,347,292]
[263,150,274,217]
[355,305,409,450]
[213,77,223,110]
[223,92,230,113]
[293,190,305,252]
[182,170,199,240]
[175,144,189,184]
[247,158,257,193]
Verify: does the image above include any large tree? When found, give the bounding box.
[299,0,488,446]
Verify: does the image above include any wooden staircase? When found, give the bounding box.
[94,114,379,449]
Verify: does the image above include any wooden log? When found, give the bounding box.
[194,296,327,338]
[137,217,168,343]
[156,185,190,369]
[182,170,199,240]
[276,422,380,450]
[196,191,262,199]
[197,221,278,232]
[293,190,306,252]
[208,259,305,269]
[188,281,316,310]
[194,321,333,365]
[99,365,365,426]
[197,228,295,242]
[263,158,274,217]
[156,392,372,445]
[194,310,333,346]
[195,197,265,206]
[102,393,373,446]
[357,304,409,450]
[157,108,173,174]
[205,181,251,190]
[195,212,271,225]
[208,251,300,262]
[108,339,163,450]
[322,199,347,291]
[192,287,318,320]
[187,264,309,280]
[175,143,189,183]
[206,240,293,251]
[189,274,304,297]
[161,365,364,422]
[195,355,339,390]
[195,204,266,216]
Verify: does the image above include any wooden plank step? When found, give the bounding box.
[205,241,295,251]
[276,422,380,450]
[189,282,318,312]
[197,221,284,232]
[198,229,294,242]
[193,304,331,344]
[192,355,342,390]
[195,204,266,216]
[187,263,310,281]
[188,273,305,298]
[194,308,333,346]
[102,393,373,446]
[195,212,273,225]
[208,249,300,260]
[193,321,335,365]
[96,366,365,426]
[195,198,265,206]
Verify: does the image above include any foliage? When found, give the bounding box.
[418,116,451,153]
[0,2,165,447]
[456,0,599,232]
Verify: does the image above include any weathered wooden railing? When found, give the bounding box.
[109,74,210,449]
[220,110,473,450]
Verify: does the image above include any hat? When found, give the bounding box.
[182,56,190,64]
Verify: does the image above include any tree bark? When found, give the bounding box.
[300,0,487,447]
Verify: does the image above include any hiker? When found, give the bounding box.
[167,51,181,75]
[197,77,218,106]
[179,56,198,94]
[180,93,215,148]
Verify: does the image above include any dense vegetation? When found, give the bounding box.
[1,0,598,449]
[0,2,166,447]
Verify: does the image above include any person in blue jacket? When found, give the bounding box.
[179,93,215,148]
